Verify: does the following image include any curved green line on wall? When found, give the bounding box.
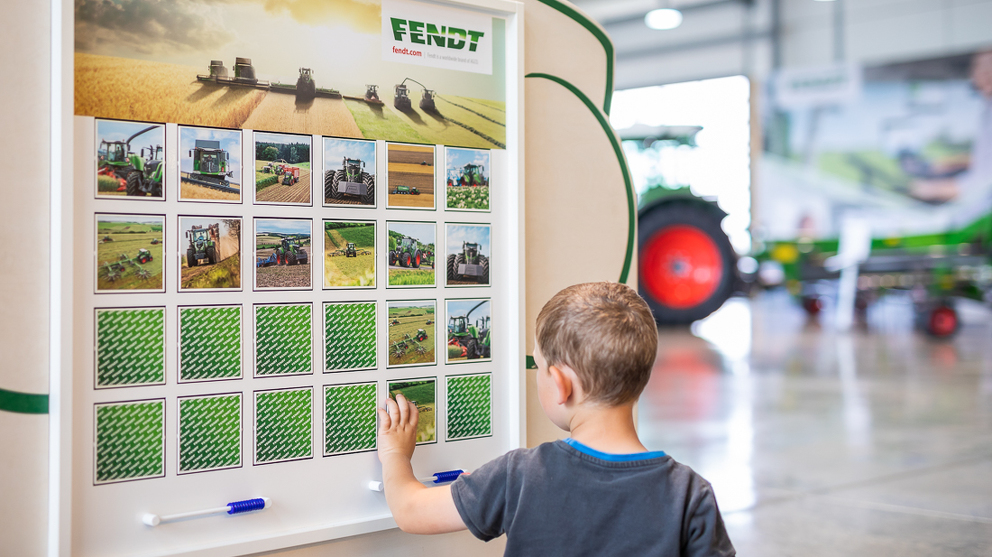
[0,388,49,414]
[534,0,615,116]
[525,72,635,284]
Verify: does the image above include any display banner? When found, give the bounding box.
[382,0,493,75]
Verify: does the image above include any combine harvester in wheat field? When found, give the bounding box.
[197,58,340,100]
[185,140,239,194]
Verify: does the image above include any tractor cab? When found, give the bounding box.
[449,316,468,335]
[281,238,297,251]
[399,237,417,250]
[462,164,484,185]
[420,89,437,111]
[365,84,380,102]
[188,227,210,247]
[463,242,479,261]
[101,141,129,165]
[343,158,364,180]
[394,83,412,110]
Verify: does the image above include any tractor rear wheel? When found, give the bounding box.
[413,250,422,268]
[466,338,480,359]
[331,170,344,199]
[187,248,197,267]
[288,252,298,266]
[126,171,142,196]
[479,256,490,284]
[401,252,411,268]
[389,250,397,266]
[447,254,457,282]
[207,246,217,265]
[361,173,374,205]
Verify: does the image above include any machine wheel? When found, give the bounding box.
[447,254,457,282]
[207,246,217,265]
[330,170,344,199]
[638,201,736,324]
[288,252,298,266]
[389,250,397,266]
[361,173,374,205]
[401,252,411,268]
[151,180,162,198]
[466,338,480,360]
[479,256,490,284]
[413,250,422,268]
[187,248,197,267]
[927,305,958,338]
[126,171,142,196]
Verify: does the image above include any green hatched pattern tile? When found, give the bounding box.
[447,375,492,440]
[255,389,313,463]
[95,401,164,483]
[256,305,312,376]
[181,306,242,381]
[325,303,376,371]
[179,395,241,473]
[324,384,377,455]
[96,309,165,387]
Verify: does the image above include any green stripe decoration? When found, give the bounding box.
[525,355,537,370]
[324,302,377,372]
[324,383,377,455]
[179,394,242,473]
[447,374,493,440]
[0,388,48,414]
[95,399,165,484]
[255,304,312,376]
[180,306,242,381]
[96,308,166,388]
[525,72,636,285]
[255,388,313,464]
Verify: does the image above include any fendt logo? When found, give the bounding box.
[390,18,486,52]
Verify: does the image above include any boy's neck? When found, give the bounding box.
[566,402,648,454]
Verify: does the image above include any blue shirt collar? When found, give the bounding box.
[563,438,667,462]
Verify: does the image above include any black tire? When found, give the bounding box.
[324,170,336,201]
[207,246,217,265]
[401,252,411,268]
[331,170,344,199]
[187,248,197,267]
[466,338,480,359]
[300,249,309,264]
[455,253,466,280]
[126,171,142,196]
[361,173,374,205]
[389,250,397,266]
[479,255,489,284]
[412,250,422,268]
[638,200,736,325]
[151,180,162,198]
[447,254,456,282]
[288,252,298,266]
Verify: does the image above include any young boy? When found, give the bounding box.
[377,282,735,556]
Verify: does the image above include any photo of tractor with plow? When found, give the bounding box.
[447,300,491,363]
[96,120,165,199]
[255,219,312,289]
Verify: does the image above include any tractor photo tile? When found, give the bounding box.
[179,305,242,382]
[324,138,376,207]
[255,303,313,377]
[254,387,313,465]
[94,399,166,485]
[323,220,375,289]
[254,218,312,290]
[445,223,491,287]
[386,221,436,288]
[387,378,437,445]
[446,373,493,441]
[179,125,242,203]
[445,147,490,211]
[324,302,376,372]
[253,131,312,206]
[178,393,242,474]
[95,213,165,293]
[445,299,492,364]
[94,307,166,389]
[387,300,436,368]
[95,119,166,201]
[387,143,436,210]
[179,216,242,291]
[323,382,377,456]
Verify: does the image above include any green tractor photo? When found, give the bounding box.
[185,224,219,267]
[296,67,316,100]
[390,236,425,268]
[97,124,164,197]
[450,163,487,187]
[276,237,309,266]
[325,157,374,204]
[447,301,491,360]
[447,241,489,284]
[185,139,237,193]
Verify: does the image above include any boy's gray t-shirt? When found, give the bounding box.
[450,440,735,556]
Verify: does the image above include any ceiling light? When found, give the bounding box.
[645,8,683,30]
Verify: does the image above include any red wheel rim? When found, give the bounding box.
[416,254,421,266]
[929,307,957,337]
[640,225,723,309]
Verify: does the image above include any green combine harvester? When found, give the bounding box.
[196,58,340,98]
[185,140,238,194]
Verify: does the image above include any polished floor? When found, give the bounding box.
[638,291,992,556]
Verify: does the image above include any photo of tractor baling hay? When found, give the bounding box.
[387,222,435,287]
[324,138,376,207]
[179,126,242,202]
[95,214,164,292]
[387,143,435,209]
[446,224,491,286]
[446,148,490,211]
[446,299,492,363]
[95,120,165,199]
[254,219,311,290]
[387,378,436,444]
[254,132,311,205]
[179,217,241,291]
[323,220,375,288]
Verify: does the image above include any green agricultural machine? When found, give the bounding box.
[325,157,374,204]
[296,67,316,100]
[185,224,219,267]
[101,249,154,282]
[415,328,428,342]
[394,78,435,111]
[447,242,489,283]
[390,236,425,268]
[450,163,487,187]
[97,124,164,197]
[346,242,357,257]
[185,139,238,193]
[420,89,437,112]
[391,184,420,195]
[276,237,309,266]
[364,84,382,104]
[394,82,412,111]
[234,57,258,83]
[447,301,491,359]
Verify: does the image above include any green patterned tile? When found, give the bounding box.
[255,388,313,464]
[324,302,376,372]
[255,304,312,376]
[446,374,492,440]
[179,394,242,473]
[95,308,165,388]
[324,383,377,455]
[180,306,242,381]
[95,400,165,484]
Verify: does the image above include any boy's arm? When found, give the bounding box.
[377,394,467,535]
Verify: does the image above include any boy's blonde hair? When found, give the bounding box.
[536,282,658,405]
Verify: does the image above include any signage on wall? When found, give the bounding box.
[381,0,493,75]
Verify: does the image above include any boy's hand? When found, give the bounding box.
[377,394,419,463]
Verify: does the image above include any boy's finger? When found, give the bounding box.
[376,407,390,431]
[396,393,410,424]
[385,396,400,424]
[408,400,419,426]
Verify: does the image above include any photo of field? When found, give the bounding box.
[446,299,492,363]
[179,217,241,290]
[95,215,164,292]
[387,222,435,287]
[254,132,311,205]
[324,138,376,207]
[446,148,490,211]
[387,301,436,368]
[179,126,242,202]
[387,378,437,444]
[255,219,311,290]
[387,144,435,209]
[446,224,492,286]
[95,119,165,199]
[323,221,375,288]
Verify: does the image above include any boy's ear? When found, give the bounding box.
[548,364,572,405]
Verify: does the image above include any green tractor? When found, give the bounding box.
[186,139,234,191]
[325,157,374,204]
[276,237,309,266]
[450,163,487,187]
[296,67,316,100]
[135,248,153,264]
[447,301,491,360]
[447,242,489,283]
[97,124,164,197]
[389,236,424,268]
[394,82,412,111]
[346,242,357,257]
[185,224,219,267]
[415,328,428,342]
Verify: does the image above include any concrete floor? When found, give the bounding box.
[638,291,992,556]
